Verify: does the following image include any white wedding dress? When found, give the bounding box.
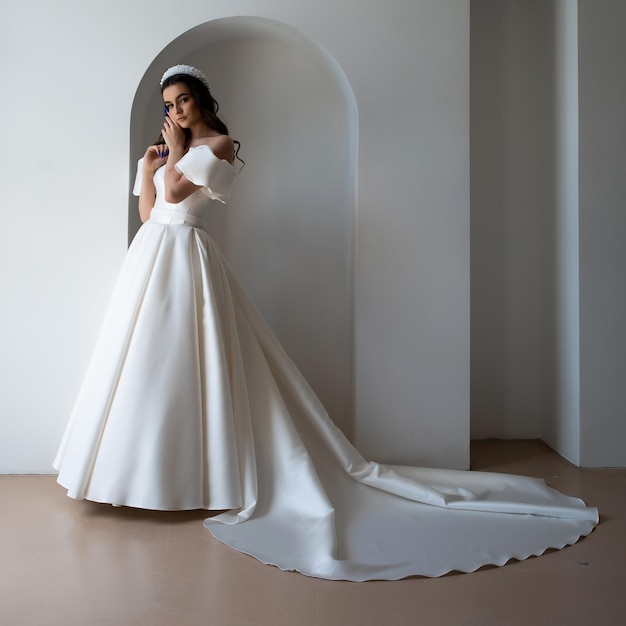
[54,146,598,580]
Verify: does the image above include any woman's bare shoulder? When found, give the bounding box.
[201,135,234,164]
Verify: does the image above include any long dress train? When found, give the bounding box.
[54,146,598,580]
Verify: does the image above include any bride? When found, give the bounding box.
[54,64,598,581]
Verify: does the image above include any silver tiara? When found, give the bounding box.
[160,64,210,89]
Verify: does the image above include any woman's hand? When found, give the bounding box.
[162,113,186,158]
[143,144,168,172]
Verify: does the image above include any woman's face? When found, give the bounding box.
[162,82,201,129]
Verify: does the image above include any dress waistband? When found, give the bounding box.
[149,208,206,230]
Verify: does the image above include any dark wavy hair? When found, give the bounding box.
[158,73,243,167]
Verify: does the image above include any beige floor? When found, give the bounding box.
[1,440,624,626]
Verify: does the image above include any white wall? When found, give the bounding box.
[471,0,625,468]
[470,0,557,439]
[0,0,470,472]
[578,0,626,467]
[351,3,470,467]
[543,0,580,464]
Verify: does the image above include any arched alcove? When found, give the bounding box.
[129,17,358,437]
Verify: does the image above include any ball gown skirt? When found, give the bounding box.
[54,146,598,581]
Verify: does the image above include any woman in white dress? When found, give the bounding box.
[54,65,598,581]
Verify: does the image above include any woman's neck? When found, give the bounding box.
[189,122,220,142]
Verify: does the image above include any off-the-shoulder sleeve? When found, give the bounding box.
[174,146,235,204]
[132,158,144,196]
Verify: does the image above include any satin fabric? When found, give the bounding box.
[54,147,598,580]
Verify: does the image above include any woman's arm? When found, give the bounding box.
[161,114,201,204]
[138,146,167,223]
[163,158,202,204]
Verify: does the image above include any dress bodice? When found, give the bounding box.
[133,145,235,229]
